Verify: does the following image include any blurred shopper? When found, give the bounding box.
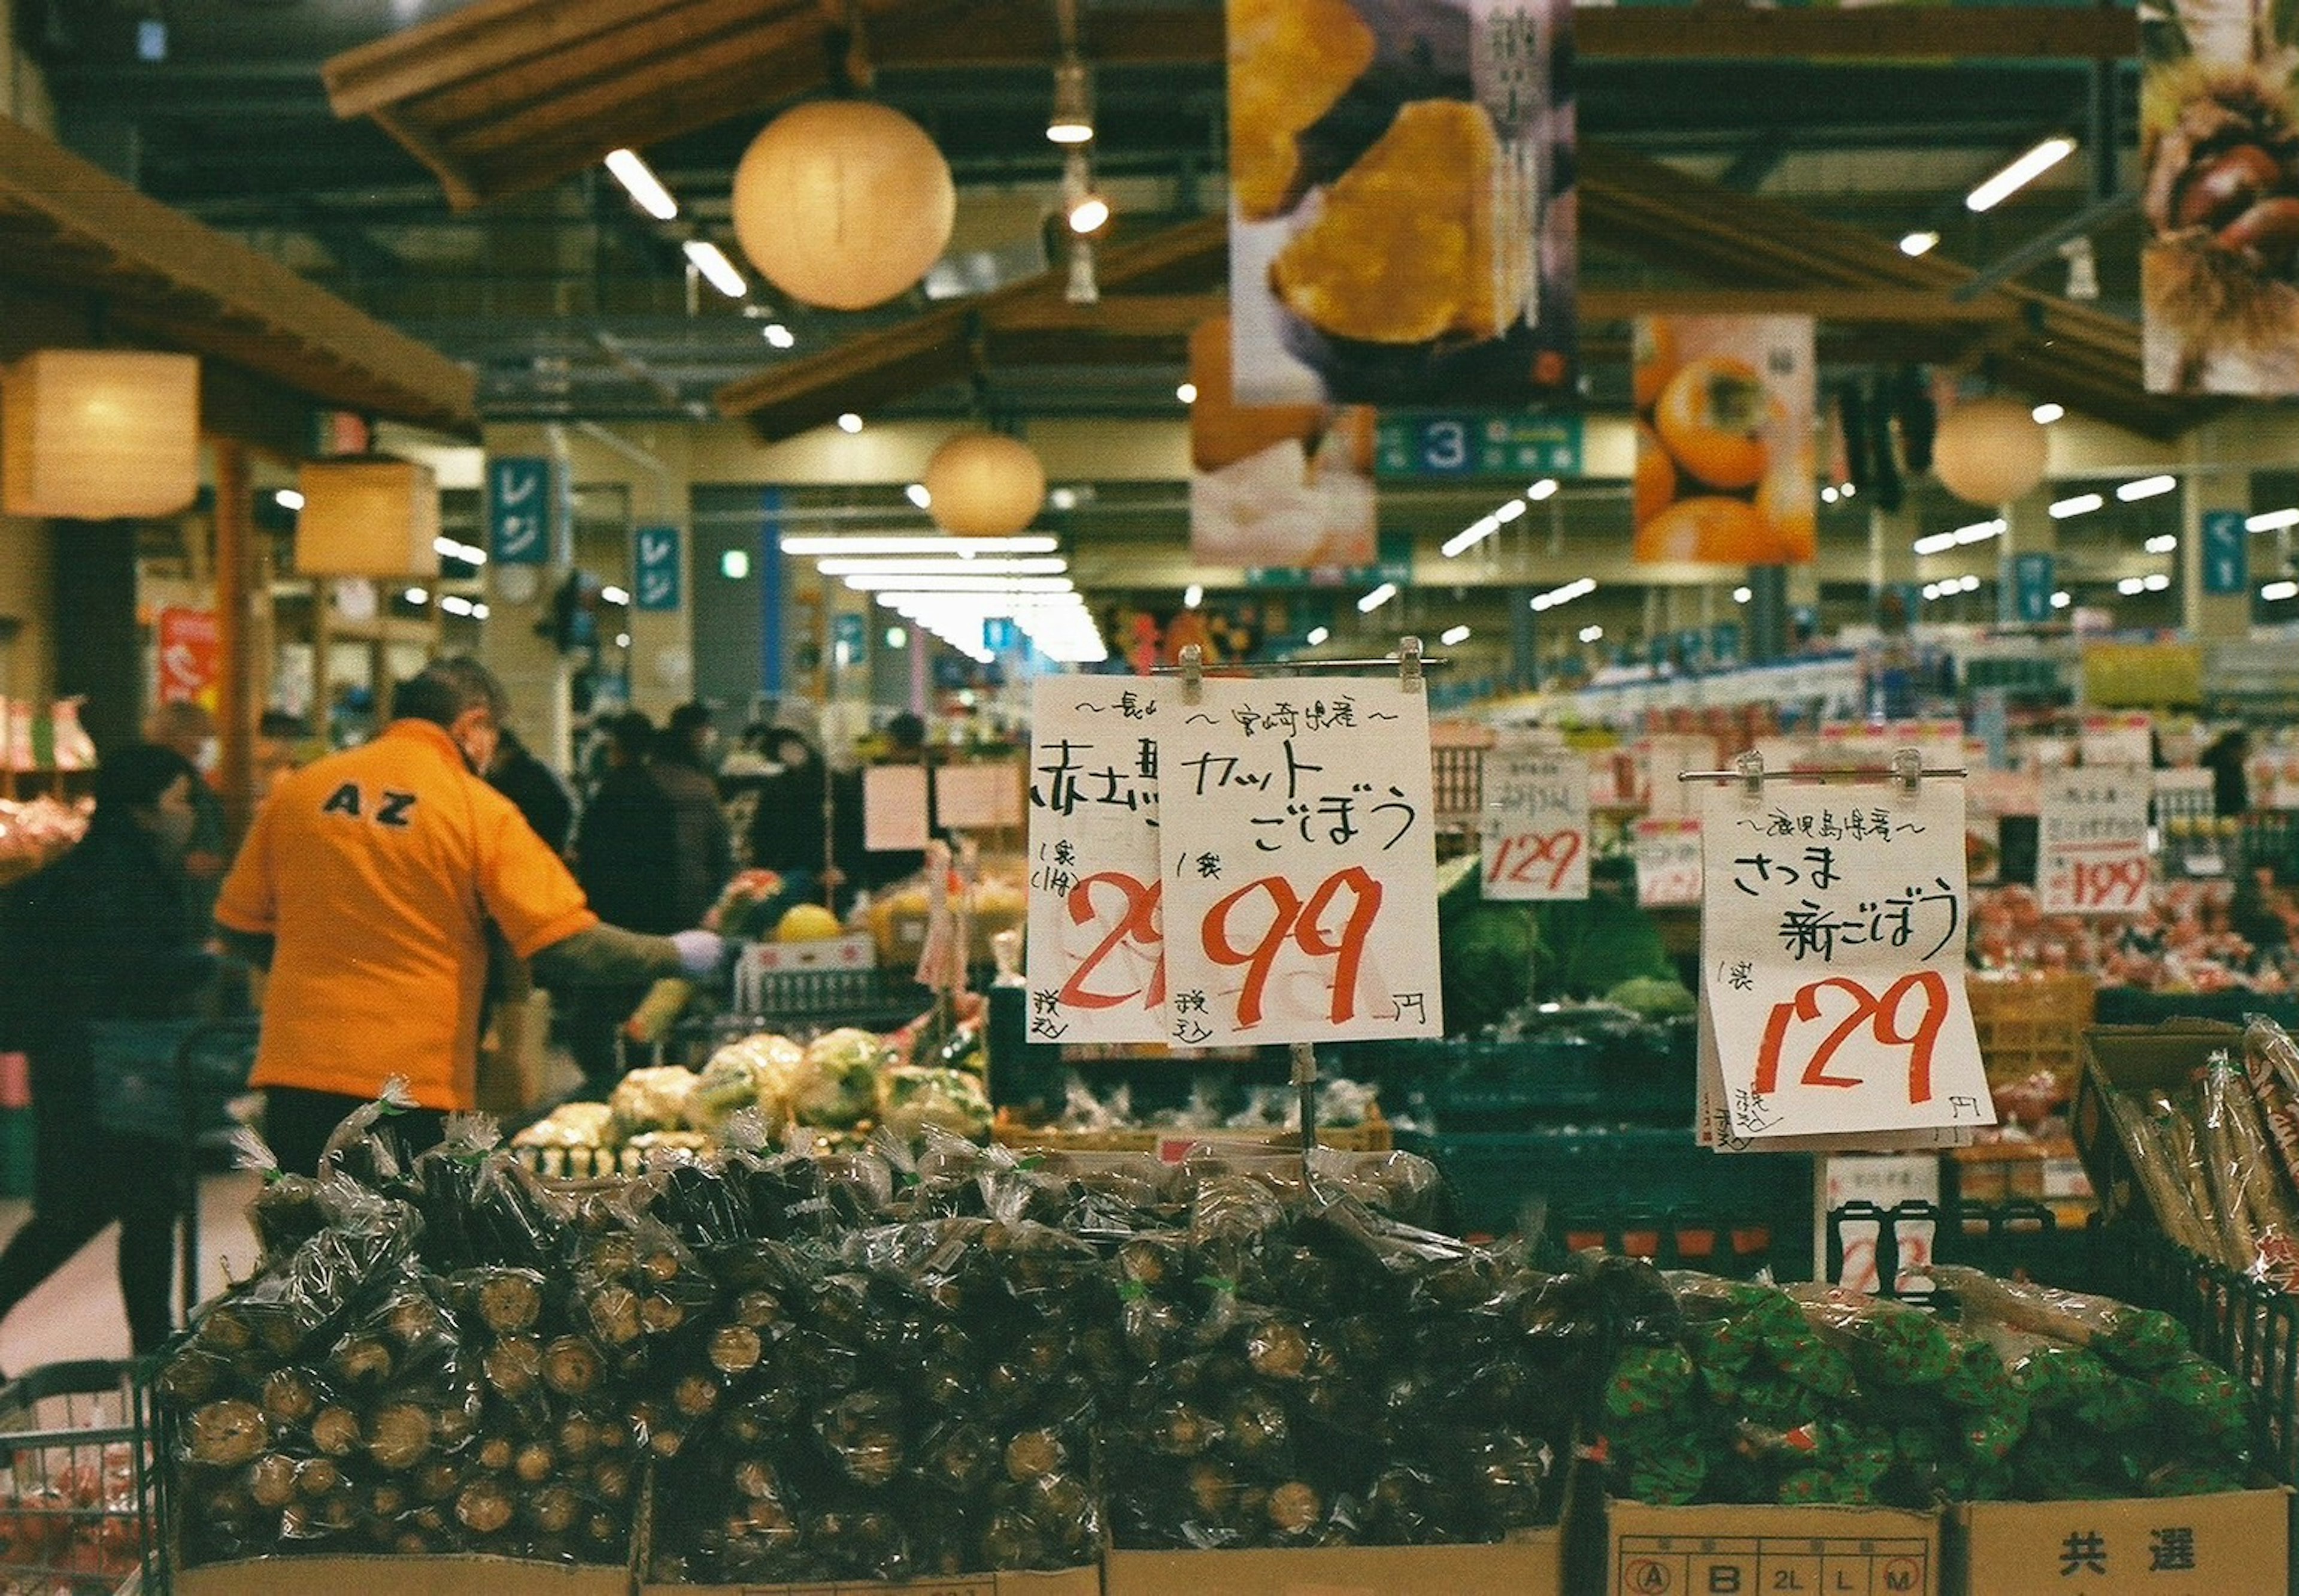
[254,711,313,801]
[488,724,576,855]
[215,660,728,1176]
[0,744,215,1352]
[747,727,862,910]
[142,701,229,921]
[654,705,738,929]
[565,711,681,1091]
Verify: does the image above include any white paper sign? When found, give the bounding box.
[862,764,930,852]
[1023,679,1170,1045]
[2079,712,2154,770]
[934,761,1024,831]
[2038,773,2151,915]
[1634,818,1703,906]
[1639,735,1716,819]
[1157,679,1443,1046]
[1697,778,1992,1142]
[1481,749,1590,901]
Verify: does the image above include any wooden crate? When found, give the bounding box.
[1966,971,2094,1101]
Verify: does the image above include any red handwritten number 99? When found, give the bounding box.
[1057,872,1165,1011]
[1754,972,1950,1105]
[2071,857,2148,909]
[1203,866,1384,1026]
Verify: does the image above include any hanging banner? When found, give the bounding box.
[1188,318,1378,568]
[2143,6,2299,394]
[487,456,552,566]
[1025,679,1171,1045]
[2038,773,2151,915]
[1633,817,1703,907]
[1481,747,1590,901]
[1696,775,1991,1144]
[1632,314,1816,566]
[156,607,219,707]
[1226,0,1575,408]
[1157,680,1442,1045]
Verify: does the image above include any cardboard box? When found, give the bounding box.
[1102,1534,1564,1596]
[643,1566,1098,1596]
[174,1553,632,1596]
[2071,1022,2245,1225]
[1606,1500,1940,1596]
[1953,1487,2290,1594]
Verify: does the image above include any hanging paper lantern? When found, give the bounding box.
[295,458,441,578]
[923,432,1047,536]
[1931,397,2049,506]
[730,101,956,311]
[2,350,199,519]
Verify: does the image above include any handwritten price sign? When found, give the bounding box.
[2038,775,2150,917]
[1697,776,1990,1143]
[1634,818,1703,906]
[1482,749,1590,902]
[1157,679,1442,1045]
[1024,679,1172,1044]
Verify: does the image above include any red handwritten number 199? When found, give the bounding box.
[1487,830,1582,891]
[1754,972,1950,1105]
[2070,857,2148,910]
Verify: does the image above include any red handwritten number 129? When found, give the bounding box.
[1487,830,1582,891]
[1754,972,1950,1105]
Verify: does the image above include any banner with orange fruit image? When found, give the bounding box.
[1632,314,1816,566]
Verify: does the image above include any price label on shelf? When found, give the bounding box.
[2038,773,2151,915]
[1023,679,1172,1045]
[1157,679,1443,1046]
[1634,818,1703,906]
[1481,748,1590,901]
[1696,776,1991,1143]
[2078,712,2154,770]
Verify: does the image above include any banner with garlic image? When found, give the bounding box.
[1188,317,1379,568]
[1632,314,1816,567]
[2143,1,2299,393]
[1225,0,1575,408]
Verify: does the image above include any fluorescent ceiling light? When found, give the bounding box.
[2116,474,2177,502]
[2265,580,2299,601]
[2049,492,2103,519]
[1357,582,1399,614]
[2051,590,2071,609]
[1922,583,1941,600]
[1525,478,1558,502]
[836,412,864,434]
[781,535,1060,557]
[1067,194,1110,234]
[1183,583,1203,609]
[682,239,747,298]
[821,557,1068,577]
[433,536,487,566]
[721,550,751,579]
[1952,518,2006,545]
[2144,534,2177,555]
[2249,509,2299,533]
[1578,624,1604,643]
[1305,626,1330,646]
[1530,576,1594,612]
[1439,624,1470,646]
[2116,576,2145,596]
[603,148,678,220]
[274,488,304,511]
[1913,532,1957,556]
[1442,515,1502,559]
[1966,135,2076,213]
[1176,383,1197,404]
[845,575,1076,593]
[600,585,630,605]
[762,323,796,350]
[404,587,427,605]
[2032,402,2066,424]
[2143,572,2171,591]
[1733,585,1752,603]
[1900,230,1940,257]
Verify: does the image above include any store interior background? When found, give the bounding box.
[0,2,2288,767]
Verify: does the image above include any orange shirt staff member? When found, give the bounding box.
[216,657,727,1176]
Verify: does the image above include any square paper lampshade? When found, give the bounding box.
[295,458,441,578]
[2,350,200,519]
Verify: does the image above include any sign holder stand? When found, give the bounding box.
[1159,637,1440,1171]
[1676,749,1967,796]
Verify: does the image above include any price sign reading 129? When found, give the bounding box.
[1156,680,1443,1046]
[1482,749,1590,902]
[2037,775,2151,918]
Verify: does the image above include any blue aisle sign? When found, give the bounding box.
[2203,509,2248,596]
[982,617,1020,653]
[1374,412,1583,479]
[633,525,683,612]
[2010,552,2055,623]
[488,457,551,565]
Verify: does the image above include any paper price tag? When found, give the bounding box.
[1634,818,1703,906]
[2039,774,2150,915]
[1023,679,1170,1045]
[1697,778,1991,1142]
[934,762,1024,831]
[1157,680,1443,1046]
[1481,748,1590,901]
[862,764,930,853]
[2079,712,2154,770]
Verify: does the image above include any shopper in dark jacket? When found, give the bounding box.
[489,725,575,855]
[566,713,678,1089]
[654,705,737,929]
[745,729,862,911]
[0,743,217,1353]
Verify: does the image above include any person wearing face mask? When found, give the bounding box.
[142,700,230,925]
[214,657,732,1177]
[0,743,217,1354]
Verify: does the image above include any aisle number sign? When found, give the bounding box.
[1481,748,1590,901]
[1373,412,1584,480]
[2039,775,2151,914]
[1696,777,1991,1143]
[1634,818,1703,906]
[1158,680,1443,1045]
[1024,679,1171,1045]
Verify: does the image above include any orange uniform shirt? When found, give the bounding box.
[216,720,598,1111]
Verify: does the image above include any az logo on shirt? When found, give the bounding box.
[320,784,420,829]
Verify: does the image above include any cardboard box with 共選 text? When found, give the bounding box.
[1605,1498,1939,1596]
[1952,1486,2289,1595]
[1100,1530,1564,1596]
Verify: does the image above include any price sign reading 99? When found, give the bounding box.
[1482,750,1590,902]
[2037,775,2151,917]
[1697,776,1991,1142]
[1157,680,1443,1046]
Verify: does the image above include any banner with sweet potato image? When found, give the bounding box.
[1632,314,1816,567]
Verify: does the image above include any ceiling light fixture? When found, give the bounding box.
[274,488,305,511]
[762,323,796,350]
[1525,478,1558,502]
[1733,585,1752,603]
[2049,492,2103,518]
[1177,383,1198,404]
[1184,583,1204,609]
[2116,576,2145,596]
[1440,624,1470,646]
[2143,572,2171,591]
[781,535,1060,557]
[1821,487,1839,504]
[2266,580,2299,601]
[1067,192,1111,235]
[1305,626,1330,646]
[682,239,748,298]
[905,483,932,509]
[1578,624,1603,643]
[1530,576,1595,612]
[603,148,678,220]
[404,587,428,605]
[836,412,864,434]
[2032,402,2066,424]
[1966,135,2077,212]
[2145,534,2178,554]
[2116,474,2177,502]
[2051,590,2071,609]
[1357,582,1399,614]
[600,585,630,605]
[1047,55,1095,145]
[1900,230,1940,257]
[821,557,1069,578]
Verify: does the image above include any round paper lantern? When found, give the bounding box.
[730,101,956,311]
[923,432,1047,536]
[1931,397,2050,506]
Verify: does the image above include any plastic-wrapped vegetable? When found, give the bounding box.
[793,1030,887,1129]
[1935,1267,2189,1372]
[876,1066,993,1143]
[609,1066,700,1137]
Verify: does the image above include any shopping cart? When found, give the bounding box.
[0,1360,151,1594]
